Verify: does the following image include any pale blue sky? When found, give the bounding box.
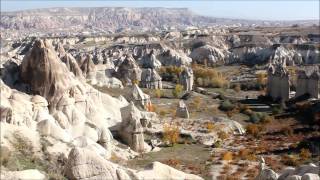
[1,1,319,21]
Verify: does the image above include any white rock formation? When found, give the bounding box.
[180,67,194,91]
[255,157,279,180]
[119,102,149,152]
[190,45,225,66]
[136,161,203,180]
[267,62,290,102]
[176,100,189,118]
[212,116,245,135]
[157,49,192,67]
[115,54,142,85]
[64,147,134,180]
[0,169,46,180]
[126,84,151,108]
[64,147,203,180]
[140,50,162,69]
[140,68,162,89]
[256,159,320,180]
[295,66,320,99]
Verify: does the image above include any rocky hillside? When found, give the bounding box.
[1,7,318,34]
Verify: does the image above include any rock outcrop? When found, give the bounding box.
[119,102,148,152]
[0,169,46,180]
[64,147,133,180]
[140,50,162,69]
[267,62,290,102]
[157,49,192,67]
[126,84,151,108]
[176,100,189,118]
[256,158,319,180]
[190,45,225,66]
[140,68,162,89]
[115,54,142,85]
[64,147,203,180]
[180,67,194,91]
[296,66,320,99]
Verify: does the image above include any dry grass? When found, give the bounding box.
[222,152,233,161]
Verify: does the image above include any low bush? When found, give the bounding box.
[154,89,163,98]
[219,100,235,111]
[163,124,180,146]
[249,112,268,123]
[246,124,262,138]
[222,151,233,161]
[172,84,184,98]
[281,126,294,136]
[281,155,299,166]
[218,131,229,140]
[205,122,215,133]
[299,148,311,161]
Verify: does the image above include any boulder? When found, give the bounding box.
[119,102,147,152]
[136,161,203,180]
[140,50,161,69]
[140,68,162,89]
[180,67,194,91]
[64,147,133,180]
[115,54,142,85]
[176,100,189,118]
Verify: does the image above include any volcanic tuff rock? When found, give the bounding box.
[256,158,320,180]
[115,54,142,85]
[140,68,162,89]
[119,102,149,152]
[190,44,226,66]
[176,100,190,118]
[64,147,203,180]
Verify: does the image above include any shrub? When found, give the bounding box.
[299,148,311,161]
[272,105,283,115]
[249,112,267,123]
[146,103,156,112]
[154,89,163,98]
[281,126,294,136]
[246,124,261,138]
[281,155,299,166]
[213,140,222,148]
[192,64,229,88]
[222,151,233,161]
[159,110,167,117]
[219,100,235,111]
[206,122,215,133]
[193,96,202,110]
[256,72,267,87]
[162,158,181,168]
[163,124,180,146]
[218,131,229,140]
[172,84,184,98]
[233,84,241,92]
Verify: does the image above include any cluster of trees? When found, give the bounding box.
[192,64,228,88]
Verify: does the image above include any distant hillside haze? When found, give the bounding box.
[1,7,318,33]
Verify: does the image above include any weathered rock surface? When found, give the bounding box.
[140,68,162,89]
[190,44,225,66]
[64,147,133,180]
[180,67,194,91]
[0,169,46,180]
[115,54,142,85]
[267,62,290,102]
[256,158,320,180]
[176,100,190,118]
[119,102,148,152]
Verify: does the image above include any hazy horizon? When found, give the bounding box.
[1,1,319,21]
